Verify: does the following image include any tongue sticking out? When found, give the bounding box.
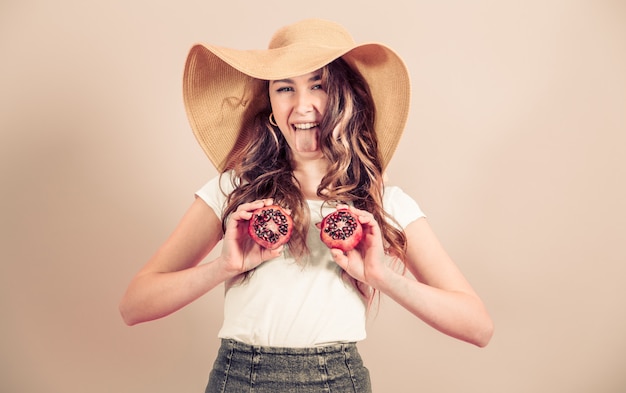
[294,128,319,152]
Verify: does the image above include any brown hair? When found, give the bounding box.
[220,58,407,298]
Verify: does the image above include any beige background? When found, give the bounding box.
[1,0,625,392]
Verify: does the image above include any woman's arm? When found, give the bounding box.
[331,210,494,347]
[377,218,493,347]
[119,197,282,326]
[119,198,226,325]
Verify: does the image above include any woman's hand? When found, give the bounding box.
[219,198,284,277]
[328,205,390,289]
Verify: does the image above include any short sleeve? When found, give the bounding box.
[195,172,237,219]
[382,186,426,229]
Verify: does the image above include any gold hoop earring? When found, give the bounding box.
[269,113,278,127]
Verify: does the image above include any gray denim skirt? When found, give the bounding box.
[205,339,372,393]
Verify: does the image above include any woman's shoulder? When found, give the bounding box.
[195,170,240,216]
[382,184,414,205]
[382,185,426,228]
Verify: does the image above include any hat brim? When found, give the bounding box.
[183,41,410,171]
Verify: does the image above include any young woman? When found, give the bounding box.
[120,18,493,392]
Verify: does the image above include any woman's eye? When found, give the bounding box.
[276,86,293,93]
[312,84,323,90]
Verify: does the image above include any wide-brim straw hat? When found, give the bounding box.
[183,18,410,171]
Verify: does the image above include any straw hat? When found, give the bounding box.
[183,18,410,171]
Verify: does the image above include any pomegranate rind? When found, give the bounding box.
[320,208,363,252]
[247,205,293,250]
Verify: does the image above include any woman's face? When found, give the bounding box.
[268,70,328,160]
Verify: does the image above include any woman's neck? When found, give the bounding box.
[291,158,329,200]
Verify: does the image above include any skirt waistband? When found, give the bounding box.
[220,338,358,355]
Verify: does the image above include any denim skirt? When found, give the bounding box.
[205,339,372,393]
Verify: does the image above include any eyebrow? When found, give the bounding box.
[271,73,322,85]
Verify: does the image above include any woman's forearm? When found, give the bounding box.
[378,270,494,347]
[119,256,231,326]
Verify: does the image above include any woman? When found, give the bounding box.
[120,18,493,392]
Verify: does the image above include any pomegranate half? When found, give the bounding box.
[247,205,293,250]
[320,208,363,252]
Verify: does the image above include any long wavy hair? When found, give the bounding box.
[219,58,407,301]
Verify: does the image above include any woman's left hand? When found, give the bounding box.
[328,206,390,289]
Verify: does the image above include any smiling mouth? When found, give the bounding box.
[292,122,319,130]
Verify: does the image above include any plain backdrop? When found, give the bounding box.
[1,0,625,392]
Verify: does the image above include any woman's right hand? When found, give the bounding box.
[219,198,284,276]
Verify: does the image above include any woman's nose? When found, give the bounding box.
[294,91,314,114]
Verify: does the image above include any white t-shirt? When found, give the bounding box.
[196,172,425,347]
